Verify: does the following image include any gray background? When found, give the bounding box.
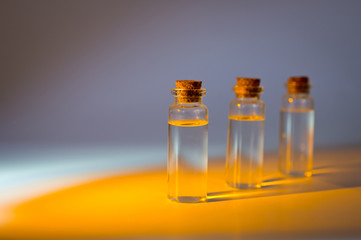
[1,0,361,153]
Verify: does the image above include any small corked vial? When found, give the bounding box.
[226,77,265,189]
[279,75,314,177]
[168,79,208,203]
[172,80,206,103]
[233,78,264,98]
[287,76,311,94]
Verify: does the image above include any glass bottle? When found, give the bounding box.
[167,80,208,203]
[279,76,314,177]
[225,78,265,189]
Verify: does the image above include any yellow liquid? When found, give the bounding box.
[168,119,208,203]
[226,115,265,189]
[229,115,264,121]
[168,119,208,127]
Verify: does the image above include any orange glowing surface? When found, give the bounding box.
[1,148,361,239]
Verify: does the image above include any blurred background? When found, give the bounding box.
[1,0,361,152]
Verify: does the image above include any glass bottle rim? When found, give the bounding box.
[233,85,263,97]
[285,82,312,94]
[171,88,206,97]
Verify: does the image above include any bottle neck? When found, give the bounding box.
[235,95,260,101]
[286,92,310,97]
[233,85,263,99]
[174,97,203,104]
[171,88,206,104]
[287,89,310,94]
[286,80,311,94]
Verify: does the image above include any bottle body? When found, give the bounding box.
[167,89,208,203]
[226,97,265,189]
[279,93,314,177]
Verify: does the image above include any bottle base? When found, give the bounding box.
[281,170,312,177]
[227,182,262,189]
[168,196,206,203]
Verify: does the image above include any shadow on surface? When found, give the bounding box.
[206,148,361,202]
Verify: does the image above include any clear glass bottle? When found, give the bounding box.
[167,80,208,203]
[279,76,314,177]
[225,78,265,189]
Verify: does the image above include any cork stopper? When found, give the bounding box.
[233,77,263,98]
[287,76,311,94]
[175,80,202,90]
[236,78,260,87]
[172,80,205,103]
